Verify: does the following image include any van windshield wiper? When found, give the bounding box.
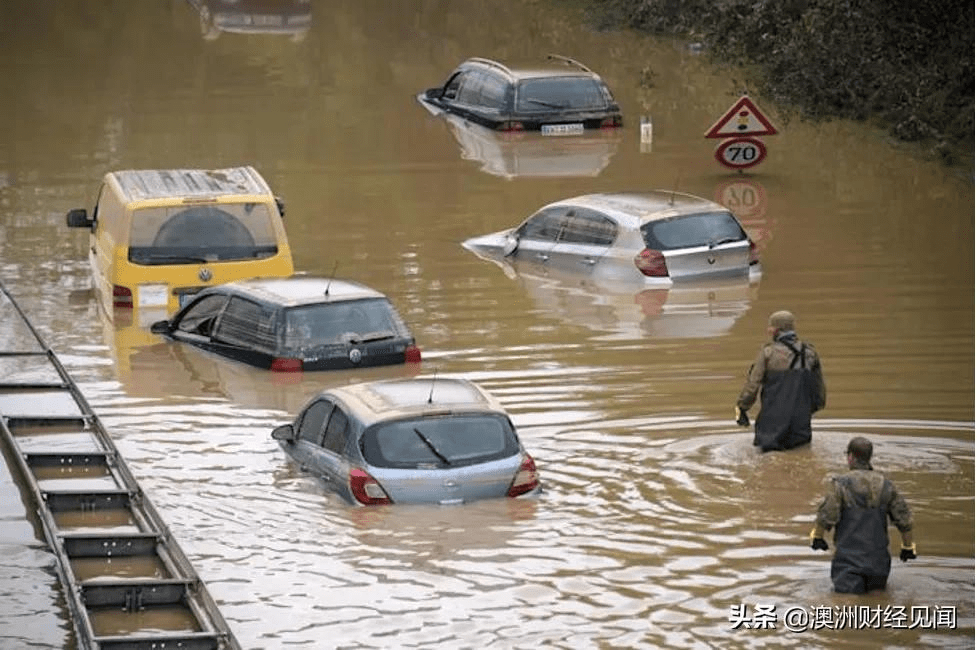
[413,428,451,466]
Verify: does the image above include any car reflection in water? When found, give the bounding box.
[465,246,759,341]
[187,0,312,41]
[419,102,621,179]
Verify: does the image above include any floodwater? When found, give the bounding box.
[0,1,973,649]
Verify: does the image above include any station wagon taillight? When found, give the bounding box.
[634,249,669,277]
[270,357,303,372]
[112,285,133,308]
[749,238,759,265]
[349,468,392,505]
[599,116,622,128]
[404,345,422,363]
[507,453,540,498]
[498,121,525,132]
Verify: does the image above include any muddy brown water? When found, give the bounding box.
[0,2,973,648]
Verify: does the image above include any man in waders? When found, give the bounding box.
[810,437,916,593]
[735,310,826,451]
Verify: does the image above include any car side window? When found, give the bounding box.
[174,294,230,336]
[477,73,507,110]
[557,208,617,246]
[442,71,464,100]
[298,400,333,445]
[321,407,350,456]
[212,296,278,352]
[516,207,566,242]
[456,71,484,105]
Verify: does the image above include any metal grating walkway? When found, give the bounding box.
[0,282,240,650]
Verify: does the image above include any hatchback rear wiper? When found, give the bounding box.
[525,98,565,109]
[413,428,451,466]
[709,237,742,248]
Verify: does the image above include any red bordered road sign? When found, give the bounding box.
[705,96,778,139]
[714,137,767,169]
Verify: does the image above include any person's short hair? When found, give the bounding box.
[846,437,873,462]
[768,310,795,332]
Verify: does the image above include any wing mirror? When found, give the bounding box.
[502,232,520,257]
[66,208,94,230]
[271,424,296,442]
[150,320,172,334]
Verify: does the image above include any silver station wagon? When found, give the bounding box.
[272,377,541,506]
[463,191,761,285]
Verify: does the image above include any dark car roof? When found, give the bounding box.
[211,276,387,307]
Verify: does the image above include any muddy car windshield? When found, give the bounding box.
[283,299,405,349]
[641,211,746,250]
[361,414,520,469]
[515,77,608,112]
[128,203,279,264]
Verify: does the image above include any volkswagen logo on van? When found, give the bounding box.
[349,348,362,364]
[198,267,212,281]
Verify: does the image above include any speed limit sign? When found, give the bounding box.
[714,136,767,169]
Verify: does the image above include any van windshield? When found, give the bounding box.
[127,203,279,265]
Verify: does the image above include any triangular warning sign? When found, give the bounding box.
[704,96,778,139]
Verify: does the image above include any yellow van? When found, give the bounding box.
[67,166,294,316]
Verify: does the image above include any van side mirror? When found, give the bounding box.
[271,424,296,442]
[66,208,94,229]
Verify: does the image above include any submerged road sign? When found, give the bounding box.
[705,96,778,139]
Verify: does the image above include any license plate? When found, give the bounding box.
[138,284,168,307]
[541,123,584,136]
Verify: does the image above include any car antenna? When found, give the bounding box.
[669,174,681,206]
[324,261,339,297]
[427,367,438,404]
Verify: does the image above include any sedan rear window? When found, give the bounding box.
[283,298,407,349]
[515,77,608,112]
[361,415,520,469]
[641,211,746,251]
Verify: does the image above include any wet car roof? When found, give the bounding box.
[220,276,386,306]
[461,57,601,81]
[550,191,728,227]
[109,166,272,203]
[324,378,507,426]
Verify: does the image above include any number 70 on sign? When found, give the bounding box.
[714,136,767,170]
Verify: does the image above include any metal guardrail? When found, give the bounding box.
[0,282,240,650]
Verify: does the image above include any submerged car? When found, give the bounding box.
[150,276,421,372]
[272,377,541,505]
[65,166,294,316]
[419,54,622,133]
[463,191,761,285]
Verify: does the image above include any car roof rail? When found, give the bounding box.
[545,53,593,73]
[466,57,514,77]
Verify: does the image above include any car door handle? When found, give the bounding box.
[535,253,549,262]
[580,257,597,266]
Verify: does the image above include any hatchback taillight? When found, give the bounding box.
[507,453,540,498]
[349,468,392,505]
[112,285,133,308]
[748,238,759,265]
[404,344,422,363]
[270,357,303,372]
[634,249,668,277]
[498,121,525,132]
[599,115,622,129]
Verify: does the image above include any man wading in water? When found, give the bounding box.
[735,310,826,452]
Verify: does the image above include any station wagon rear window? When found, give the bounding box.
[641,211,746,251]
[283,299,406,349]
[361,415,520,469]
[515,77,608,112]
[127,203,279,265]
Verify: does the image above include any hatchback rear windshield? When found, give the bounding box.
[640,211,746,251]
[515,77,609,112]
[283,298,408,349]
[361,414,520,469]
[128,203,279,265]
